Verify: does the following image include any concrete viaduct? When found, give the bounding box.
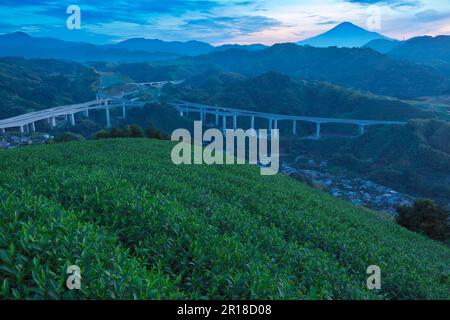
[172,101,407,139]
[0,79,184,134]
[0,97,144,134]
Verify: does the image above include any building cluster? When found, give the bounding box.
[0,133,52,149]
[281,161,414,215]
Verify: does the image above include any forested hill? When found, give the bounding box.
[0,57,98,119]
[165,71,433,121]
[0,139,448,299]
[179,43,449,99]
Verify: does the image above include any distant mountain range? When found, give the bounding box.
[1,24,449,98]
[0,32,266,62]
[111,38,215,56]
[364,35,450,77]
[388,36,450,65]
[0,32,179,62]
[297,22,391,48]
[180,43,449,99]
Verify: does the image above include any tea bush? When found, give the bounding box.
[0,139,448,299]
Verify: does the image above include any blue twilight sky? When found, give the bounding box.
[0,0,449,45]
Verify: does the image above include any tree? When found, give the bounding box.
[396,199,449,242]
[93,130,110,140]
[128,124,145,138]
[146,127,164,140]
[56,132,85,143]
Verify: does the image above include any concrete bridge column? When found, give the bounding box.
[180,110,184,117]
[83,109,89,118]
[268,118,273,132]
[274,119,278,130]
[200,110,204,122]
[222,115,227,132]
[215,111,219,126]
[358,125,366,135]
[315,122,321,139]
[105,108,111,128]
[293,120,297,135]
[122,103,126,119]
[251,116,255,130]
[30,122,36,132]
[20,125,24,134]
[1,128,5,133]
[233,114,237,130]
[51,117,56,128]
[69,114,76,126]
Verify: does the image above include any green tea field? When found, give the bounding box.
[0,139,448,299]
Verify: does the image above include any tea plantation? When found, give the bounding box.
[0,139,448,299]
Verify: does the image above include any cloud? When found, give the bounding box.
[0,0,225,24]
[415,9,450,22]
[316,20,341,25]
[344,0,421,8]
[182,15,283,35]
[0,0,446,45]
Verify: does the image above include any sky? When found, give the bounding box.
[0,0,449,45]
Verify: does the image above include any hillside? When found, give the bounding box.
[0,139,448,299]
[387,36,450,78]
[181,43,450,99]
[113,63,193,82]
[0,57,98,119]
[166,71,432,120]
[388,36,450,65]
[363,39,402,54]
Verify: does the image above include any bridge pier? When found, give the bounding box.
[83,109,89,118]
[69,114,76,126]
[200,110,204,122]
[233,114,237,130]
[293,120,297,135]
[251,116,255,130]
[215,112,219,126]
[1,128,5,133]
[122,103,126,119]
[268,118,273,132]
[222,115,227,132]
[180,110,184,117]
[20,125,24,134]
[359,125,366,135]
[274,119,278,130]
[30,122,36,132]
[51,117,56,128]
[105,108,111,128]
[315,123,321,139]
